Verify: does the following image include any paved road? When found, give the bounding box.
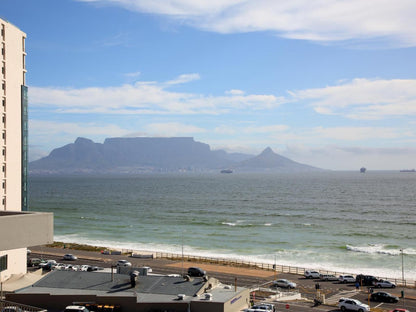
[29,246,416,312]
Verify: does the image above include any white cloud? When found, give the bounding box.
[290,78,416,120]
[243,124,288,134]
[165,73,200,85]
[144,122,206,136]
[124,70,141,78]
[29,74,285,115]
[78,0,416,47]
[313,126,401,141]
[226,89,245,95]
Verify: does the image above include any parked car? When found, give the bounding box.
[356,274,378,286]
[116,260,132,267]
[304,270,320,279]
[27,257,42,267]
[187,267,206,277]
[246,303,274,311]
[39,259,57,270]
[64,306,90,312]
[375,280,396,288]
[274,279,296,288]
[53,263,66,270]
[339,275,356,283]
[80,265,90,271]
[141,266,152,273]
[63,254,78,261]
[389,309,410,312]
[371,291,399,303]
[338,298,370,312]
[319,274,338,281]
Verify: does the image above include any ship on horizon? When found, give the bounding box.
[399,169,415,172]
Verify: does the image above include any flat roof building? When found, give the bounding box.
[7,270,251,312]
[0,17,53,282]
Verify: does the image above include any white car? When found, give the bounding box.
[54,263,66,270]
[375,280,396,288]
[116,260,132,267]
[305,270,320,279]
[274,279,296,288]
[319,274,338,281]
[141,266,152,273]
[339,275,356,283]
[64,306,90,312]
[338,298,370,312]
[80,265,90,271]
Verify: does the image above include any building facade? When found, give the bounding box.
[0,17,53,282]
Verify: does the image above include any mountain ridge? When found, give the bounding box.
[29,137,323,174]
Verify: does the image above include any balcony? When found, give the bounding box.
[0,211,53,251]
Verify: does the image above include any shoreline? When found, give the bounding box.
[38,241,415,287]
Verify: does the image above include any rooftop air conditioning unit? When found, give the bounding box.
[177,294,185,300]
[205,293,213,300]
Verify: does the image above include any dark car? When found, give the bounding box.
[187,267,206,277]
[371,291,399,303]
[356,274,378,286]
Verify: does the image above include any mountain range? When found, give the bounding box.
[29,137,322,174]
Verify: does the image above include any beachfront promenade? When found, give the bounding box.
[32,245,416,288]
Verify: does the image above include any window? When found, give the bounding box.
[1,24,4,40]
[22,36,26,52]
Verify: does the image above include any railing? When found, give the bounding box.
[149,251,416,288]
[0,299,46,312]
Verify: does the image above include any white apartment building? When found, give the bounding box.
[0,17,53,282]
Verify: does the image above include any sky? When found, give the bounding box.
[2,0,416,170]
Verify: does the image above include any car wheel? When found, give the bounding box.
[392,285,396,288]
[340,306,346,311]
[358,309,364,312]
[377,285,382,288]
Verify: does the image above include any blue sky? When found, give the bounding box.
[2,0,416,170]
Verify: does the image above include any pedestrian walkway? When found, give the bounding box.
[325,290,360,305]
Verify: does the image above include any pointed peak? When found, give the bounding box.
[261,147,274,155]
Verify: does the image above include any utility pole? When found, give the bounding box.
[401,248,405,308]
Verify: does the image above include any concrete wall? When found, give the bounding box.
[0,211,53,280]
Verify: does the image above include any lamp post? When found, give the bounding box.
[401,248,405,308]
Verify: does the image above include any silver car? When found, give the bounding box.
[274,279,296,288]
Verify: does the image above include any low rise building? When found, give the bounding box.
[7,270,250,312]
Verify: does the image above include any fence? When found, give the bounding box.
[0,299,46,312]
[149,251,416,288]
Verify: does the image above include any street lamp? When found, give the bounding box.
[400,248,405,308]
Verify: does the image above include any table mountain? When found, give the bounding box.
[29,137,322,174]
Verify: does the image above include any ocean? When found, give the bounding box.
[28,171,416,281]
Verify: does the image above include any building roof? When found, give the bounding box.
[19,270,207,299]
